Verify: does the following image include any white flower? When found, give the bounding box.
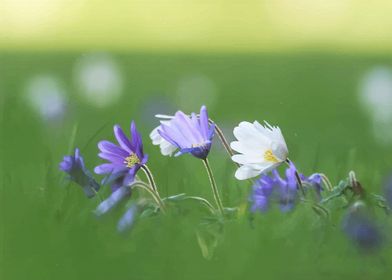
[230,121,288,180]
[150,118,177,156]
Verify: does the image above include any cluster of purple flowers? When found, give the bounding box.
[250,162,322,213]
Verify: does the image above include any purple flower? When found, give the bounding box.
[156,105,215,159]
[95,121,148,189]
[301,173,323,200]
[59,148,100,198]
[250,162,298,213]
[95,186,132,216]
[117,204,138,232]
[342,202,383,252]
[250,162,323,213]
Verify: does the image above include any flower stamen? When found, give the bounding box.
[124,153,140,168]
[264,150,279,163]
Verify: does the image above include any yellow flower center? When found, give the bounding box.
[124,153,140,168]
[264,150,279,163]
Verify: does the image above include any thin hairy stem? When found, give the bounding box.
[202,159,224,215]
[208,119,237,161]
[132,181,166,214]
[91,187,103,202]
[183,196,216,214]
[141,165,158,194]
[319,173,333,192]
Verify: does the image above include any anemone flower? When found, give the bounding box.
[231,121,288,180]
[117,204,138,233]
[95,186,132,216]
[152,105,215,160]
[250,162,298,213]
[342,201,383,252]
[59,148,100,198]
[151,105,224,214]
[95,121,148,188]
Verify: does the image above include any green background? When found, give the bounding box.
[1,52,392,279]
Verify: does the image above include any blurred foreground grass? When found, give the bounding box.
[1,52,392,279]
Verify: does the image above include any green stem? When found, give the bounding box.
[91,187,103,202]
[319,173,333,192]
[208,119,236,161]
[132,181,166,214]
[182,196,216,214]
[202,158,224,215]
[141,165,159,195]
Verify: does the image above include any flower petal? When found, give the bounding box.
[114,125,133,153]
[234,165,261,180]
[98,141,128,157]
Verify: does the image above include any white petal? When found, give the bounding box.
[234,165,261,180]
[231,154,267,165]
[160,141,177,156]
[155,114,174,119]
[234,161,284,180]
[149,126,177,156]
[230,141,259,155]
[233,122,270,149]
[254,121,288,160]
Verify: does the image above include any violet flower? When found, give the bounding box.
[59,148,100,198]
[95,121,148,189]
[117,204,138,232]
[155,105,215,159]
[301,173,323,200]
[251,162,298,213]
[95,186,132,216]
[250,162,323,212]
[342,202,383,252]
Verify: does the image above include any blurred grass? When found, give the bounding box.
[1,52,392,279]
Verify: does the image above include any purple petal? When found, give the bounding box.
[94,163,116,174]
[74,148,80,160]
[130,121,144,160]
[158,124,184,147]
[199,105,210,140]
[117,204,138,232]
[114,125,133,153]
[98,141,128,157]
[98,152,124,164]
[175,111,203,144]
[123,166,138,186]
[141,154,149,165]
[95,186,131,216]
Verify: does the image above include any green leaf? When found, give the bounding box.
[196,218,224,260]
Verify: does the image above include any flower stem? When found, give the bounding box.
[202,158,224,215]
[181,196,216,214]
[132,181,166,214]
[319,173,333,192]
[141,165,158,194]
[140,165,166,213]
[91,187,103,202]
